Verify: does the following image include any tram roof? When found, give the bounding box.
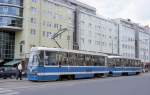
[31,47,107,56]
[108,55,141,60]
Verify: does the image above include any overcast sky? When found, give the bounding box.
[78,0,150,26]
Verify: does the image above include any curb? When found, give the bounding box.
[0,78,27,83]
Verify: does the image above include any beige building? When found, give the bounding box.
[0,0,96,63]
[15,0,76,59]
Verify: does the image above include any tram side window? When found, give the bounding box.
[90,55,95,66]
[97,56,105,66]
[67,53,72,66]
[138,61,142,67]
[85,55,90,66]
[77,54,84,66]
[39,51,44,66]
[136,60,141,67]
[126,59,130,67]
[45,51,57,66]
[118,58,122,66]
[56,52,62,66]
[130,60,133,67]
[113,59,116,66]
[59,52,68,66]
[67,53,74,66]
[75,54,79,66]
[136,61,139,67]
[131,60,134,67]
[89,55,94,66]
[93,56,99,66]
[122,59,127,67]
[108,58,113,67]
[64,53,68,66]
[115,59,120,67]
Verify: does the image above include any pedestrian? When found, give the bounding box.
[16,62,23,80]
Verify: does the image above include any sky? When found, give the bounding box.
[78,0,150,26]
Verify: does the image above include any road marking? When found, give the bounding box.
[0,88,19,95]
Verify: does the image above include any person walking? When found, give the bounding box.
[16,62,23,80]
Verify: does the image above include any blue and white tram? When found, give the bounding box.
[108,56,143,76]
[27,47,109,81]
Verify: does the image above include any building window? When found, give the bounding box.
[32,0,38,3]
[95,41,100,45]
[0,32,15,59]
[47,23,51,28]
[46,32,52,38]
[89,23,92,27]
[31,7,37,14]
[20,44,23,53]
[81,38,84,44]
[109,28,112,32]
[31,18,36,24]
[43,31,46,37]
[31,29,36,36]
[88,40,92,44]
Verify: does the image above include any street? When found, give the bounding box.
[0,73,150,95]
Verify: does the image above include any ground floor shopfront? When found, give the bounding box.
[0,31,15,65]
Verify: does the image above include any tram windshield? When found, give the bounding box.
[28,51,40,67]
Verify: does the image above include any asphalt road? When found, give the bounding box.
[0,73,150,95]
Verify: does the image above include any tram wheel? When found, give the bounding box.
[122,72,128,76]
[94,73,104,78]
[59,75,75,81]
[68,75,75,80]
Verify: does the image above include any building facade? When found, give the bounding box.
[137,26,150,62]
[115,19,150,62]
[77,11,119,55]
[15,0,77,59]
[0,0,150,64]
[0,0,96,63]
[116,19,137,58]
[146,26,150,63]
[0,0,23,62]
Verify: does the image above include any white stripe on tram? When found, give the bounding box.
[112,70,141,73]
[37,71,109,76]
[37,70,141,76]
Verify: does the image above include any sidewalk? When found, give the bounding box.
[0,78,28,83]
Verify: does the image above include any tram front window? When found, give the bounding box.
[28,52,39,67]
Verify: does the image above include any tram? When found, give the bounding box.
[108,56,142,76]
[27,47,109,81]
[143,62,150,72]
[27,47,143,81]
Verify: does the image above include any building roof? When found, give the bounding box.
[68,0,96,11]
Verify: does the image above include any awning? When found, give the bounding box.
[4,60,21,66]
